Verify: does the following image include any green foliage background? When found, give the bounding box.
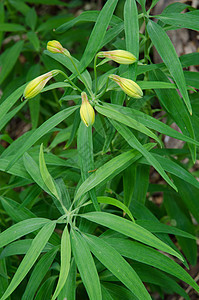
[0,0,199,299]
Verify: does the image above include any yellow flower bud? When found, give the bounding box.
[80,92,95,127]
[23,70,59,100]
[109,74,143,99]
[98,50,136,64]
[47,40,70,57]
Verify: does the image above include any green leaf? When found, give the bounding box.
[105,238,199,293]
[164,191,197,265]
[124,0,139,58]
[74,143,155,201]
[0,221,56,300]
[149,69,196,162]
[52,226,71,300]
[140,152,199,190]
[110,119,177,191]
[34,276,57,300]
[136,220,196,240]
[79,0,118,72]
[97,196,135,222]
[124,0,139,81]
[77,122,100,210]
[154,12,199,31]
[0,240,53,259]
[71,229,102,300]
[84,233,151,299]
[103,103,199,148]
[95,103,162,147]
[27,31,40,52]
[0,23,25,31]
[123,164,136,207]
[56,11,122,33]
[57,258,76,300]
[25,7,37,30]
[0,41,24,85]
[81,212,183,261]
[0,218,50,248]
[5,105,79,170]
[22,247,58,300]
[147,20,192,114]
[39,144,59,199]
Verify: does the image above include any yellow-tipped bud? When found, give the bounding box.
[23,70,59,100]
[80,92,95,127]
[47,40,70,57]
[98,50,136,64]
[109,74,143,99]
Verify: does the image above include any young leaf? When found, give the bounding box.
[39,144,59,199]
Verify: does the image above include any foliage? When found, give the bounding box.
[0,0,199,299]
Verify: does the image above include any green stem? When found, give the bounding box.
[58,70,82,93]
[69,56,94,97]
[94,53,99,95]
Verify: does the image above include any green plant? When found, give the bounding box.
[0,0,199,299]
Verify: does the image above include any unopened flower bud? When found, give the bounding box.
[109,74,143,99]
[80,92,95,127]
[47,40,71,57]
[23,70,59,100]
[98,50,136,65]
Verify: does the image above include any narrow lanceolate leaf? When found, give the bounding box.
[154,13,199,31]
[39,144,59,199]
[52,226,71,300]
[71,229,102,300]
[0,218,49,248]
[95,104,162,147]
[5,105,78,170]
[124,0,139,80]
[97,196,135,222]
[147,20,192,114]
[0,41,24,85]
[84,234,151,300]
[0,221,56,300]
[74,143,155,201]
[106,238,199,294]
[110,119,177,191]
[149,69,196,163]
[81,212,183,261]
[79,0,118,72]
[104,103,199,148]
[22,247,59,300]
[77,122,100,210]
[0,84,25,122]
[124,0,139,58]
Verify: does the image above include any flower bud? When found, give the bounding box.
[109,74,143,99]
[80,92,95,127]
[47,40,70,57]
[98,50,136,64]
[23,70,59,100]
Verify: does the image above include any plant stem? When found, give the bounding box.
[58,70,82,93]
